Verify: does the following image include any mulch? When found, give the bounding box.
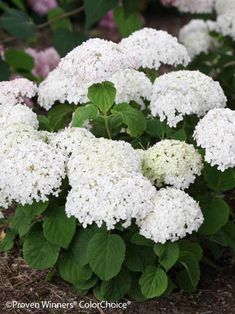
[0,246,235,314]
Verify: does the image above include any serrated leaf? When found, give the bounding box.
[72,104,98,127]
[199,198,230,235]
[139,266,168,298]
[0,9,36,39]
[100,269,131,301]
[178,240,203,261]
[23,231,60,269]
[87,233,125,280]
[154,242,179,271]
[88,82,116,113]
[125,243,156,272]
[43,206,76,249]
[112,103,146,137]
[73,276,98,291]
[84,0,119,29]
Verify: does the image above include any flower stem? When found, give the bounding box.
[104,113,112,139]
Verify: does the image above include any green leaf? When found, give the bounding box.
[58,252,92,284]
[176,270,196,293]
[0,59,10,81]
[10,202,48,237]
[48,104,74,131]
[37,115,51,131]
[123,0,141,16]
[87,233,125,280]
[178,240,203,261]
[48,7,72,31]
[139,266,168,298]
[112,103,146,137]
[43,206,76,249]
[23,231,60,269]
[125,243,156,272]
[145,118,163,138]
[113,6,143,37]
[73,276,98,291]
[100,269,131,301]
[84,0,119,29]
[53,29,86,57]
[72,104,98,127]
[0,9,36,40]
[199,198,230,235]
[0,229,16,252]
[203,164,235,192]
[10,0,26,10]
[5,49,34,71]
[154,242,179,271]
[222,222,235,252]
[88,82,116,113]
[128,275,148,301]
[179,252,200,287]
[69,229,94,267]
[170,129,187,141]
[130,232,154,247]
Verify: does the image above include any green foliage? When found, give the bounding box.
[0,229,16,252]
[5,48,34,71]
[87,233,126,280]
[114,6,143,37]
[43,206,76,248]
[139,266,168,298]
[88,82,116,113]
[0,9,36,39]
[72,104,98,127]
[154,242,179,271]
[48,7,72,31]
[84,0,119,29]
[23,231,60,269]
[48,104,74,131]
[112,103,146,137]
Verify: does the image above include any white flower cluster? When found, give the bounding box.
[172,0,215,14]
[66,174,156,230]
[179,20,218,59]
[65,137,157,230]
[215,0,235,15]
[0,104,39,129]
[194,108,235,171]
[49,127,95,157]
[110,69,152,107]
[120,28,190,70]
[137,187,204,243]
[150,70,227,127]
[142,140,203,189]
[0,140,66,205]
[0,78,37,106]
[38,38,139,110]
[217,11,235,40]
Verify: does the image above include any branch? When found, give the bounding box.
[0,6,84,45]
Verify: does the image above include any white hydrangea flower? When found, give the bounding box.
[215,0,235,15]
[194,108,235,171]
[217,11,235,40]
[38,38,139,110]
[65,174,156,230]
[150,70,227,127]
[173,0,215,13]
[0,140,66,205]
[0,124,41,157]
[49,127,95,157]
[120,28,190,70]
[0,78,37,106]
[0,104,38,129]
[110,69,152,107]
[68,137,141,186]
[142,140,203,189]
[179,20,218,59]
[137,187,204,244]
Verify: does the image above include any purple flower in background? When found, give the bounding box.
[26,47,60,78]
[99,10,117,31]
[27,0,58,15]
